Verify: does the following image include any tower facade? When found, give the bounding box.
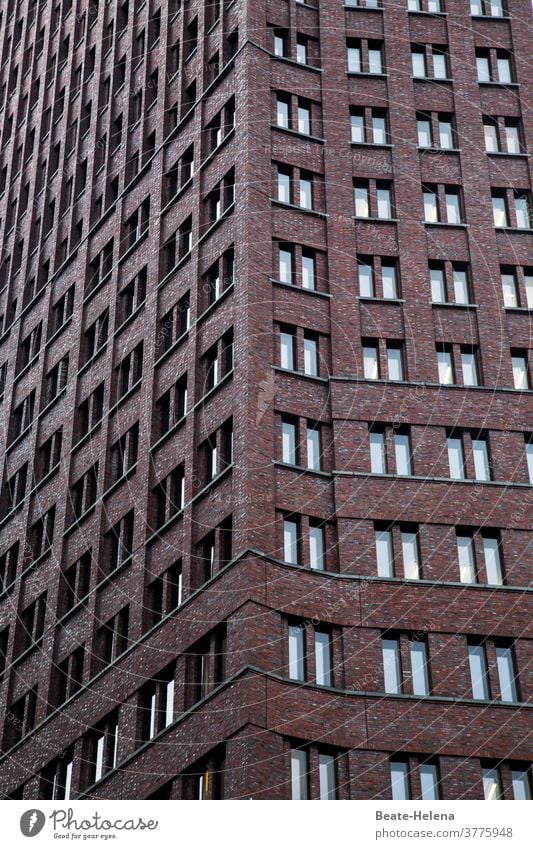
[0,0,532,800]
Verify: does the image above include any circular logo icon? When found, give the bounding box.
[20,810,46,837]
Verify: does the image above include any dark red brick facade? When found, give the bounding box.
[0,0,532,800]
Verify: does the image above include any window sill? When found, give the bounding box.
[271,53,323,73]
[191,463,233,506]
[272,199,327,219]
[146,508,184,546]
[413,76,453,84]
[344,3,383,11]
[478,80,519,87]
[407,8,447,15]
[150,415,187,454]
[63,503,97,538]
[504,305,532,313]
[471,12,510,18]
[351,140,393,149]
[486,150,529,158]
[274,365,328,384]
[271,278,331,299]
[78,345,108,379]
[118,228,149,266]
[273,460,331,478]
[114,300,147,337]
[197,282,234,324]
[198,126,235,173]
[102,464,138,502]
[154,330,190,369]
[72,419,104,454]
[347,71,387,79]
[353,216,398,223]
[161,176,194,215]
[418,146,460,153]
[199,367,234,404]
[358,295,404,304]
[431,300,478,309]
[424,220,468,228]
[495,226,533,233]
[271,124,325,144]
[110,379,143,416]
[198,201,235,244]
[336,469,533,488]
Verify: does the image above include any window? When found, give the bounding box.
[511,768,531,800]
[495,642,517,702]
[402,529,420,579]
[363,341,379,379]
[30,507,55,560]
[306,424,321,471]
[146,560,183,626]
[457,533,476,583]
[70,464,98,520]
[97,607,129,666]
[511,351,529,389]
[468,641,490,699]
[277,167,291,203]
[119,267,147,321]
[410,637,430,695]
[375,527,393,576]
[288,624,305,680]
[87,712,119,785]
[60,552,91,615]
[482,766,503,800]
[104,511,134,573]
[0,542,19,591]
[280,331,295,371]
[424,185,463,224]
[525,439,533,483]
[303,334,319,376]
[160,292,191,352]
[5,688,38,747]
[476,49,513,83]
[299,173,313,210]
[302,251,316,290]
[154,465,185,528]
[461,347,479,386]
[390,760,410,800]
[16,593,47,654]
[514,193,531,229]
[347,39,384,74]
[139,665,175,741]
[157,375,188,436]
[370,429,386,473]
[420,762,440,800]
[351,108,388,144]
[87,239,113,293]
[492,191,508,227]
[296,37,307,65]
[483,535,504,585]
[309,522,325,570]
[82,310,109,364]
[394,431,412,475]
[382,636,401,693]
[45,356,69,404]
[41,751,74,800]
[484,118,522,154]
[276,95,290,128]
[273,29,288,58]
[291,749,309,800]
[472,435,491,481]
[77,383,104,439]
[447,434,465,479]
[412,44,448,79]
[437,346,454,384]
[471,0,505,14]
[125,198,150,248]
[386,344,404,381]
[297,101,311,135]
[53,646,84,707]
[282,418,297,465]
[109,423,139,482]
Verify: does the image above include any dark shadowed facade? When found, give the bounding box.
[0,0,532,801]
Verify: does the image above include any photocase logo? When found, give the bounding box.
[20,810,46,838]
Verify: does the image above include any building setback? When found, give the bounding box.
[0,0,532,801]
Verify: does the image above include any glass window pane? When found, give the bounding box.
[453,269,469,303]
[282,420,297,464]
[315,632,332,686]
[309,525,325,570]
[297,106,310,135]
[495,645,517,702]
[515,196,530,229]
[424,192,438,223]
[359,261,374,297]
[302,253,316,290]
[382,638,401,693]
[280,332,294,370]
[291,750,308,799]
[306,427,321,470]
[296,42,307,64]
[438,350,454,384]
[402,531,419,579]
[447,437,464,479]
[526,443,533,484]
[505,124,520,153]
[372,115,386,144]
[410,640,429,695]
[279,248,293,283]
[445,192,461,224]
[363,345,379,379]
[300,179,312,209]
[468,643,489,699]
[351,113,365,143]
[304,337,318,376]
[284,519,299,564]
[511,770,531,800]
[420,764,439,800]
[348,47,361,73]
[355,186,369,217]
[377,188,391,219]
[483,537,503,585]
[477,56,490,82]
[277,98,289,128]
[375,529,393,576]
[482,767,502,800]
[277,171,291,203]
[430,267,446,302]
[432,53,447,79]
[387,347,403,381]
[492,196,508,227]
[471,0,483,12]
[512,356,528,389]
[390,761,410,800]
[501,272,518,307]
[457,535,476,583]
[472,438,490,480]
[368,49,382,75]
[394,433,411,475]
[439,120,454,149]
[382,264,397,298]
[484,123,499,152]
[412,51,426,77]
[461,351,478,386]
[319,753,336,800]
[165,679,174,727]
[497,57,511,83]
[288,625,305,680]
[370,431,386,473]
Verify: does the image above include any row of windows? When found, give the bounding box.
[274,164,533,229]
[277,324,533,391]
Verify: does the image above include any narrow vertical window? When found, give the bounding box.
[483,536,503,585]
[401,530,420,579]
[410,638,429,695]
[288,625,305,681]
[468,642,490,699]
[309,524,325,571]
[420,763,439,800]
[390,761,410,800]
[457,534,477,583]
[283,519,299,564]
[291,749,309,800]
[382,636,401,693]
[482,766,503,800]
[370,431,386,473]
[447,436,465,479]
[394,432,412,476]
[375,528,393,577]
[495,644,517,702]
[318,753,336,800]
[315,631,332,686]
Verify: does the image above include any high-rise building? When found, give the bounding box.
[0,0,532,801]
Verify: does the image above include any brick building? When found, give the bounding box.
[0,0,532,801]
